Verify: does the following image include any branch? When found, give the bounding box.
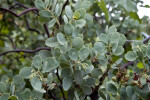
[95,68,109,90]
[143,36,150,44]
[0,34,16,49]
[120,61,134,69]
[25,18,40,34]
[44,23,50,38]
[0,47,50,57]
[59,0,69,24]
[0,7,38,17]
[56,68,66,100]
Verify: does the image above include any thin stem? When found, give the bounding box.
[44,23,50,38]
[0,7,38,17]
[56,68,66,100]
[0,47,50,57]
[0,34,16,49]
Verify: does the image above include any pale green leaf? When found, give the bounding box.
[35,0,45,10]
[94,42,105,53]
[75,19,86,28]
[74,70,83,85]
[63,76,72,91]
[125,51,137,61]
[64,23,73,36]
[72,37,84,50]
[57,32,66,45]
[19,67,32,79]
[45,37,59,47]
[32,55,42,69]
[65,5,73,19]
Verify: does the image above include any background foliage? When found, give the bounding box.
[0,0,150,100]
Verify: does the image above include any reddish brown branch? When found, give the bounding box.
[44,23,50,38]
[0,34,16,49]
[0,47,50,57]
[56,68,66,100]
[0,7,38,17]
[25,18,40,34]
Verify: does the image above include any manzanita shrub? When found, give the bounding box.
[0,0,150,100]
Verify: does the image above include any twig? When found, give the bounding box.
[143,36,150,44]
[56,68,66,100]
[120,61,134,69]
[48,90,57,100]
[44,23,50,38]
[0,47,50,57]
[0,34,16,49]
[59,0,69,24]
[0,7,38,17]
[25,18,40,34]
[96,68,109,90]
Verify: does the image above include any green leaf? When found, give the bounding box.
[75,19,86,28]
[45,37,59,47]
[30,77,46,93]
[63,15,68,24]
[39,10,51,18]
[94,42,105,53]
[32,55,42,69]
[35,0,45,10]
[61,68,72,78]
[146,48,150,59]
[81,0,91,10]
[110,32,120,43]
[8,95,18,100]
[99,33,108,44]
[84,13,93,25]
[78,8,86,18]
[38,50,51,61]
[126,86,134,100]
[125,0,137,12]
[125,51,137,61]
[107,25,117,34]
[78,47,89,61]
[120,87,127,100]
[137,62,144,69]
[74,70,83,85]
[47,73,53,84]
[48,18,56,28]
[68,48,78,61]
[57,32,66,45]
[45,57,59,72]
[136,84,150,93]
[64,23,73,36]
[0,93,9,100]
[91,68,102,78]
[132,93,138,100]
[55,3,63,17]
[106,83,117,95]
[44,0,51,8]
[19,67,32,79]
[113,46,124,56]
[118,34,126,46]
[82,86,92,95]
[0,82,7,93]
[65,5,73,19]
[129,12,141,24]
[63,76,73,91]
[72,37,84,50]
[97,0,109,22]
[99,90,106,100]
[73,10,81,20]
